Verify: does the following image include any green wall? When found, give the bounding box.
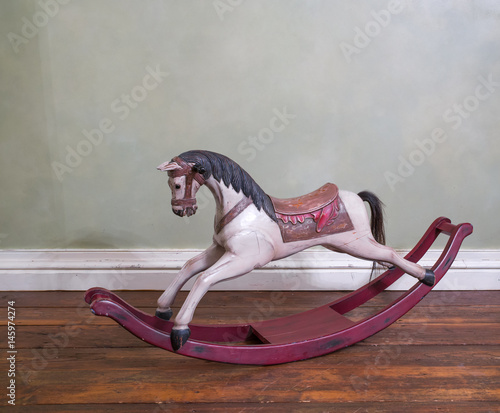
[1,0,499,250]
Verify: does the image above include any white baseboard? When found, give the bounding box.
[0,249,498,291]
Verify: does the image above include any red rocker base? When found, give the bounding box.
[85,217,472,365]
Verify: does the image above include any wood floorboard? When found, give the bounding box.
[0,291,498,411]
[20,401,500,412]
[13,361,500,404]
[4,305,500,326]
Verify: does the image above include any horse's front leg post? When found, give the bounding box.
[156,243,224,320]
[170,251,262,351]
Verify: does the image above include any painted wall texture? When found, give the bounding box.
[1,0,499,250]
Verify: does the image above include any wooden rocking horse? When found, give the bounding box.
[85,150,473,365]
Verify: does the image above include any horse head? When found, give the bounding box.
[157,156,206,217]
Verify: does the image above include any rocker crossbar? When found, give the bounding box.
[85,217,473,365]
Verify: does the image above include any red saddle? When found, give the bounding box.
[269,183,353,243]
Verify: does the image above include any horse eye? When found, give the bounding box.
[175,184,181,190]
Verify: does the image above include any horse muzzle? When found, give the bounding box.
[172,205,198,217]
[171,199,198,217]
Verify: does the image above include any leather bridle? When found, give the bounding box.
[167,156,205,209]
[163,155,253,231]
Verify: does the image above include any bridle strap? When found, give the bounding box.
[168,156,205,206]
[171,198,197,207]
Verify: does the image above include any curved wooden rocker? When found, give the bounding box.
[85,217,472,365]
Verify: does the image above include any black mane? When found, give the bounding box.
[177,150,277,223]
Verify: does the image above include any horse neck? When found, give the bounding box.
[204,176,248,218]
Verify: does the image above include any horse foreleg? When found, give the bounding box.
[156,243,224,320]
[170,251,262,351]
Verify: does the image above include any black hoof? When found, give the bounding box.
[155,308,173,321]
[421,269,435,287]
[171,328,191,351]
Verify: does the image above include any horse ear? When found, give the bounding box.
[157,161,182,171]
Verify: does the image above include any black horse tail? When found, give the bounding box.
[358,191,386,281]
[357,190,386,246]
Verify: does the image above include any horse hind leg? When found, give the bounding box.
[327,236,434,285]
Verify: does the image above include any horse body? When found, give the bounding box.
[211,186,371,262]
[156,150,433,351]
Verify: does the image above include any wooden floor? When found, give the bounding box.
[1,290,499,412]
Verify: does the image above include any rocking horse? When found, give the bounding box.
[85,150,473,365]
